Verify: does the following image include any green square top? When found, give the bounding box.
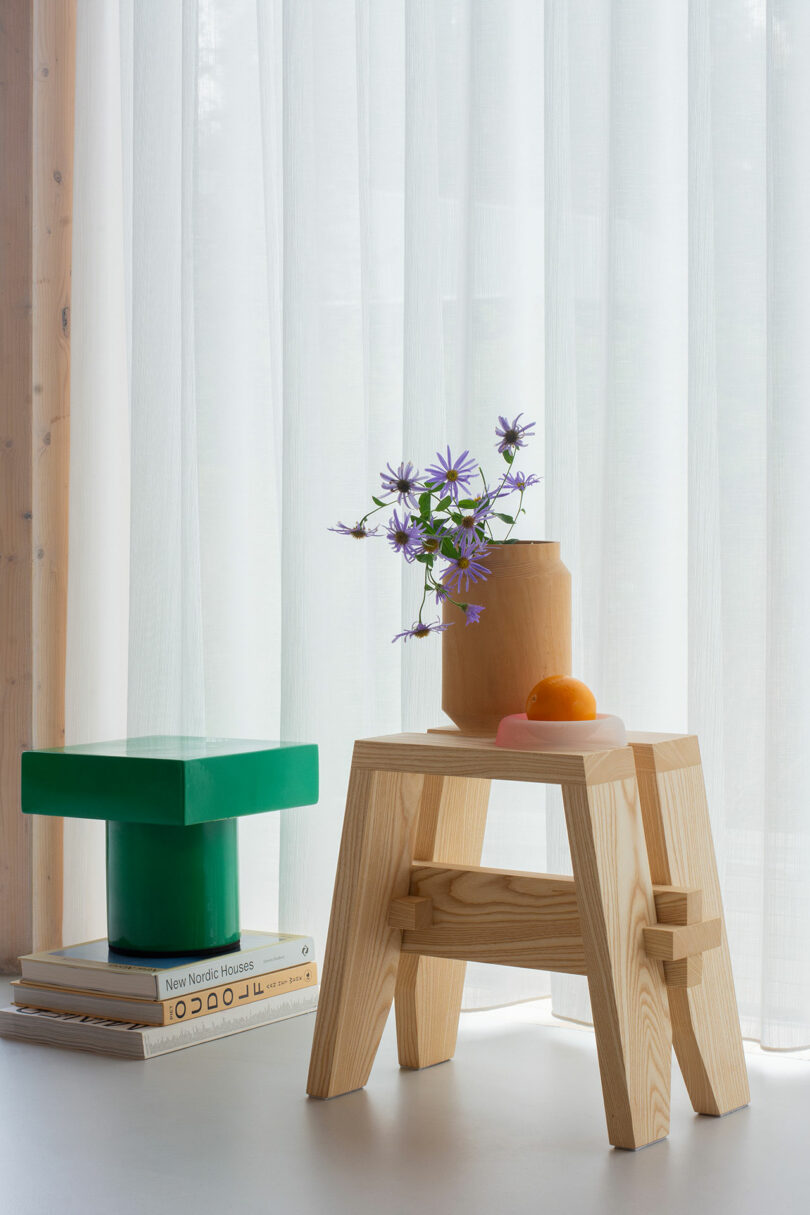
[22,736,319,828]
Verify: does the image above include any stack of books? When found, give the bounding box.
[0,931,317,1058]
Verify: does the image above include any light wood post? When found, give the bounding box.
[31,0,75,949]
[395,774,490,1069]
[0,0,35,970]
[0,0,74,968]
[307,764,425,1099]
[630,736,750,1116]
[561,767,672,1150]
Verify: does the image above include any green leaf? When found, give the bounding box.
[419,491,431,518]
[437,495,452,512]
[493,512,515,525]
[371,496,386,508]
[441,538,460,560]
[503,449,515,465]
[457,498,477,509]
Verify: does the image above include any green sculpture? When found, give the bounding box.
[22,737,318,957]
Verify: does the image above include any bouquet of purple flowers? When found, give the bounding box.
[330,415,541,642]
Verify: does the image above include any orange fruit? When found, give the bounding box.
[525,675,597,721]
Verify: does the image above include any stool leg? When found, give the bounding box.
[563,775,672,1150]
[630,739,750,1117]
[307,764,424,1099]
[395,775,491,1069]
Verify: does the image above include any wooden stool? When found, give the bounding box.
[306,730,749,1149]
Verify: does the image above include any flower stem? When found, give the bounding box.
[502,488,524,542]
[359,498,395,528]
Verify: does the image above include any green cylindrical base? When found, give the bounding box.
[106,819,240,956]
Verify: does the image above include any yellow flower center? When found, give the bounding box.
[446,469,459,482]
[458,557,470,570]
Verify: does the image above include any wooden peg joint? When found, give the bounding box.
[643,917,722,963]
[388,895,433,931]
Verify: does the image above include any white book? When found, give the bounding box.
[19,931,315,999]
[0,985,319,1059]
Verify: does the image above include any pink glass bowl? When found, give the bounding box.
[494,712,627,752]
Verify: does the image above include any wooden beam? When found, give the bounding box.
[400,863,586,973]
[31,0,75,949]
[394,864,709,979]
[0,0,35,971]
[0,0,74,969]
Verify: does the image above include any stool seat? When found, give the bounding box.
[306,728,748,1150]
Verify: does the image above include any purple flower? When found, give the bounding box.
[450,500,492,552]
[495,414,536,454]
[380,461,422,509]
[441,546,491,594]
[434,583,450,605]
[419,519,449,556]
[392,619,453,643]
[386,509,424,561]
[463,603,485,625]
[329,521,379,539]
[505,470,541,493]
[424,447,478,502]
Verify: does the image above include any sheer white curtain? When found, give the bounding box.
[68,0,810,1044]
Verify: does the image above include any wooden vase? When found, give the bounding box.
[441,541,571,735]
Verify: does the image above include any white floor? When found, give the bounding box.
[1,981,808,1215]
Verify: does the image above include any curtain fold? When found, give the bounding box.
[68,0,810,1044]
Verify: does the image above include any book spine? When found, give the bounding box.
[0,987,319,1059]
[162,963,316,1024]
[154,936,315,999]
[142,985,319,1057]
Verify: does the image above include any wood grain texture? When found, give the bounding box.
[629,740,749,1116]
[643,919,721,962]
[307,767,425,1098]
[562,777,672,1149]
[441,542,571,734]
[394,775,490,1069]
[0,0,35,971]
[394,864,703,977]
[353,734,635,787]
[31,0,75,951]
[664,956,703,988]
[652,885,702,925]
[388,896,433,931]
[401,862,584,972]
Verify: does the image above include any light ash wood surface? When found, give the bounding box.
[0,0,74,970]
[309,730,748,1149]
[643,918,722,962]
[0,0,36,971]
[400,860,587,973]
[353,732,636,786]
[630,739,750,1116]
[306,767,425,1099]
[31,0,75,952]
[394,775,491,1070]
[562,777,672,1149]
